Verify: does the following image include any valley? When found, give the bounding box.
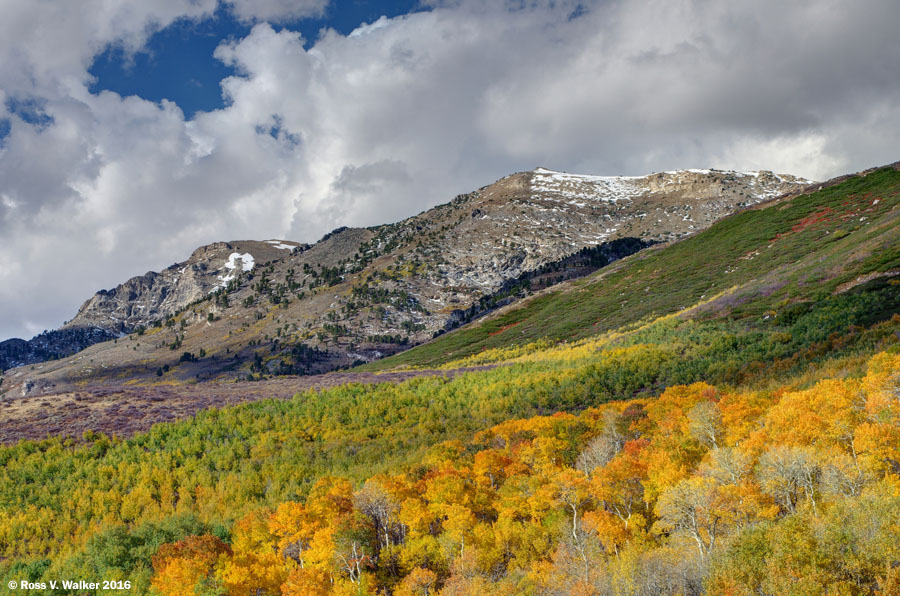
[3,2,899,594]
[2,161,899,596]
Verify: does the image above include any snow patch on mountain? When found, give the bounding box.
[531,167,644,203]
[217,252,255,289]
[265,240,296,251]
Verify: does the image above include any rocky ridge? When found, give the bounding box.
[0,167,813,393]
[64,240,306,332]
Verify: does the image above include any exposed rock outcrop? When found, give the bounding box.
[1,166,813,389]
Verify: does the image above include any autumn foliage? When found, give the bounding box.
[128,351,900,595]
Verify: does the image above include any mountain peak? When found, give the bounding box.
[1,165,813,388]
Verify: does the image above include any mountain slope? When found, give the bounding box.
[0,167,809,394]
[2,163,900,596]
[361,161,900,370]
[63,240,307,332]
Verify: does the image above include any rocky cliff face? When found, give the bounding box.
[399,168,809,302]
[64,240,306,333]
[0,241,305,373]
[1,166,813,390]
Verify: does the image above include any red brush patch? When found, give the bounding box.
[489,321,521,336]
[791,207,834,232]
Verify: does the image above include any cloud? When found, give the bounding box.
[225,0,328,23]
[0,0,219,98]
[713,134,845,183]
[1,0,900,339]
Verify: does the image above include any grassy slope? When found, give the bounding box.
[360,165,900,370]
[4,165,900,592]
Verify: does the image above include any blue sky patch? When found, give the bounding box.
[5,96,54,130]
[257,114,302,147]
[0,118,10,145]
[88,0,426,120]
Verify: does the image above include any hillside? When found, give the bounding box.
[1,162,899,595]
[0,167,809,396]
[362,162,900,370]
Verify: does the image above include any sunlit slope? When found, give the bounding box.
[2,164,900,594]
[2,319,899,593]
[361,164,900,370]
[2,165,808,388]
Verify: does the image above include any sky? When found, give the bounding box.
[1,0,900,340]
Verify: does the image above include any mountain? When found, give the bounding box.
[362,161,900,370]
[62,240,308,333]
[0,167,811,394]
[2,162,900,596]
[0,327,119,371]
